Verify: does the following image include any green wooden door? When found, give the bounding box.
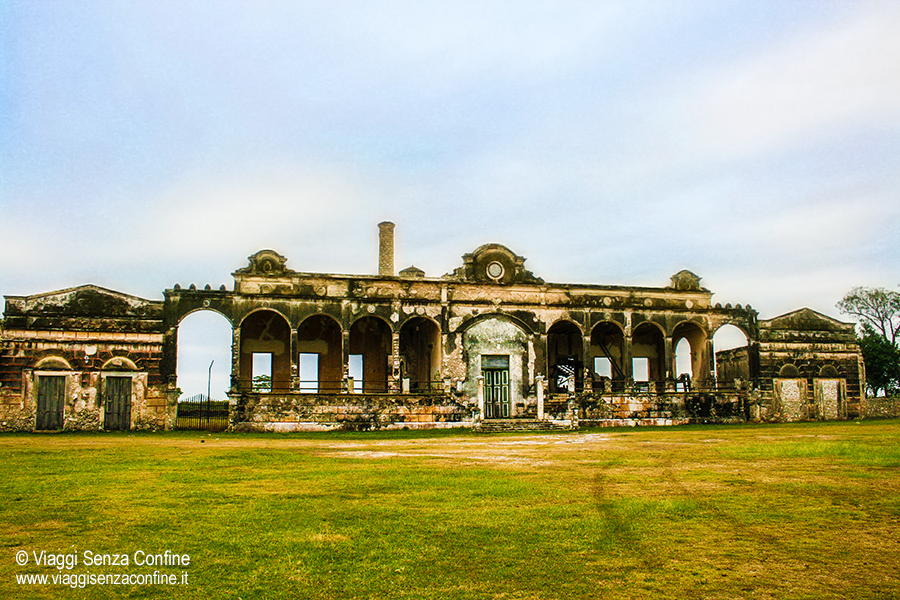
[104,377,132,431]
[36,376,65,430]
[482,355,510,419]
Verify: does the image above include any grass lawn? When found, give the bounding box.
[2,420,899,599]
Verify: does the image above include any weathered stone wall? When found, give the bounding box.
[755,308,863,421]
[862,396,900,419]
[231,392,474,432]
[0,286,169,431]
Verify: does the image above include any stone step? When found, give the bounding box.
[475,419,574,433]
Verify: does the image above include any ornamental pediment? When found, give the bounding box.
[446,244,543,285]
[234,250,295,278]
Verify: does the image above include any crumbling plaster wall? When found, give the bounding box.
[0,286,168,431]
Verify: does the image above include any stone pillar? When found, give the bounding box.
[290,329,299,391]
[535,333,548,386]
[583,334,592,392]
[341,328,351,392]
[623,336,633,380]
[378,221,395,277]
[665,336,674,380]
[389,330,401,393]
[476,375,485,420]
[536,375,545,420]
[231,326,242,392]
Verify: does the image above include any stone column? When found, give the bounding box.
[290,329,299,391]
[476,375,485,420]
[341,328,351,393]
[583,334,592,392]
[389,330,401,393]
[665,336,674,380]
[231,326,242,392]
[536,375,545,420]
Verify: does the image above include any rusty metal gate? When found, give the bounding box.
[36,375,65,430]
[176,394,230,432]
[104,376,132,431]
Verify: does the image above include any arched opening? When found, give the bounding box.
[713,324,750,386]
[547,320,583,393]
[674,338,692,378]
[176,310,233,400]
[591,322,625,391]
[399,317,441,393]
[673,322,710,385]
[463,315,530,418]
[239,310,291,392]
[349,317,391,393]
[297,315,342,393]
[632,322,665,386]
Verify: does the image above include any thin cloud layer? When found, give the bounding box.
[1,0,898,321]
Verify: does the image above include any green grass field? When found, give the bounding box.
[2,421,899,599]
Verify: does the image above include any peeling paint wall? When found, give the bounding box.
[463,316,532,414]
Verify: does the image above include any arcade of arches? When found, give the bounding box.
[0,226,866,431]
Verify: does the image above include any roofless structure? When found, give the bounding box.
[0,223,865,432]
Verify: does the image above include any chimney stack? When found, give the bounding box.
[378,221,395,277]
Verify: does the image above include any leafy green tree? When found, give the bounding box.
[252,374,272,391]
[858,327,900,396]
[837,287,900,396]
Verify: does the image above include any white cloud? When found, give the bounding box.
[688,1,900,159]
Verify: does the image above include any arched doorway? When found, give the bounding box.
[349,317,391,393]
[297,315,342,393]
[176,310,233,400]
[590,321,625,391]
[399,317,441,392]
[239,310,291,392]
[632,322,665,387]
[673,321,710,385]
[547,320,583,393]
[463,316,531,418]
[713,324,750,386]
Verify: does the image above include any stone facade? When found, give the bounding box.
[0,223,866,431]
[0,286,168,431]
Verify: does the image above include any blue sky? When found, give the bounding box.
[3,1,899,396]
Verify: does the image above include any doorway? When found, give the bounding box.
[482,355,510,419]
[104,376,132,431]
[36,375,65,430]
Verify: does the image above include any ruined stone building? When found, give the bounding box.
[0,222,865,432]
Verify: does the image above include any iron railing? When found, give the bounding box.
[175,394,230,432]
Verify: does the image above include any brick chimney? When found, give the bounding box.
[378,221,395,277]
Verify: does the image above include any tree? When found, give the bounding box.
[252,374,272,392]
[858,327,900,396]
[837,287,900,396]
[836,287,900,347]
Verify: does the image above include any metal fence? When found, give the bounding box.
[175,394,230,432]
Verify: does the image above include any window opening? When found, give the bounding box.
[632,358,650,382]
[252,353,272,391]
[299,353,319,393]
[594,356,612,378]
[349,354,363,393]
